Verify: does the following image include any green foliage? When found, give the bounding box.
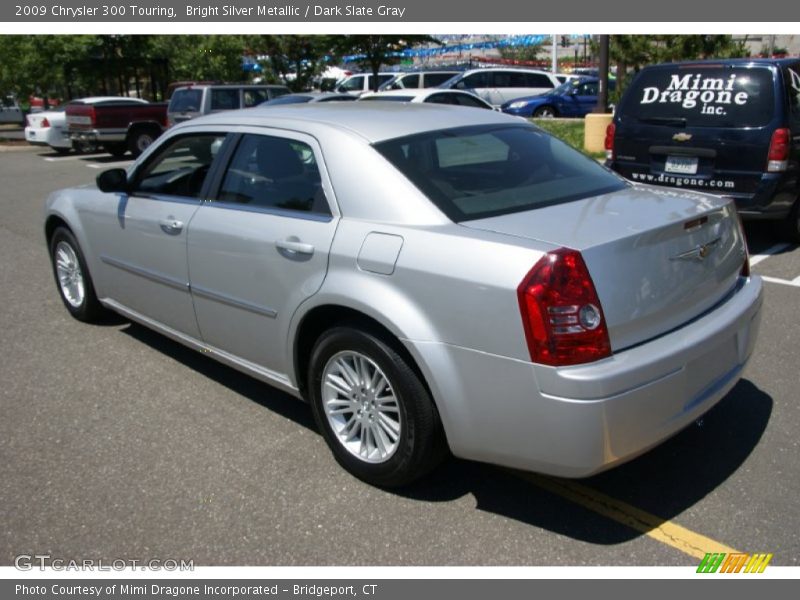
[498,41,544,62]
[330,36,440,91]
[252,35,338,91]
[607,35,750,102]
[532,119,605,159]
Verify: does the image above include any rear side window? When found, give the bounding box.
[456,72,489,89]
[398,74,420,89]
[168,89,203,112]
[375,125,626,222]
[783,65,800,121]
[217,134,330,214]
[526,73,555,88]
[620,66,776,128]
[243,89,269,107]
[210,89,240,111]
[423,73,457,87]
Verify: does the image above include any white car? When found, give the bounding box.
[441,68,561,106]
[25,109,70,153]
[358,88,496,110]
[26,97,147,154]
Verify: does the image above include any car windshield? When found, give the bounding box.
[374,124,627,222]
[168,89,203,113]
[262,95,313,105]
[546,80,578,96]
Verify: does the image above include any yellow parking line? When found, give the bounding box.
[519,473,740,559]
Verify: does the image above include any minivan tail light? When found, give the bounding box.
[604,122,615,161]
[767,128,790,172]
[517,248,612,366]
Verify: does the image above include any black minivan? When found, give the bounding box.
[606,59,800,241]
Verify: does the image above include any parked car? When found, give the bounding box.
[44,103,762,487]
[66,96,166,157]
[0,96,24,125]
[335,73,395,96]
[167,84,291,127]
[261,92,357,106]
[377,70,462,92]
[606,58,800,242]
[358,88,495,110]
[25,108,71,153]
[439,68,560,106]
[28,96,61,113]
[501,76,615,118]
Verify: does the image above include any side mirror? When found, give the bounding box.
[96,168,128,193]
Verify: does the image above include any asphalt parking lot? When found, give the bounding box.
[1,144,798,567]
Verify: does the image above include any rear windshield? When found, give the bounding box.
[621,66,775,128]
[374,125,627,222]
[360,95,414,102]
[168,89,203,113]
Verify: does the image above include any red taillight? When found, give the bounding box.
[767,128,790,172]
[41,117,50,128]
[88,106,97,126]
[734,210,750,277]
[604,122,616,161]
[517,248,612,367]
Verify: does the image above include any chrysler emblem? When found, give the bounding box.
[673,132,693,142]
[671,238,721,262]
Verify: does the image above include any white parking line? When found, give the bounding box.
[44,153,107,162]
[86,162,132,169]
[760,275,800,288]
[749,243,792,267]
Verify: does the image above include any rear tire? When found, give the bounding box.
[308,326,446,487]
[128,128,158,158]
[49,227,104,323]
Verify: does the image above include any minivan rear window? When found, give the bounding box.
[169,89,203,113]
[375,125,627,222]
[621,67,775,128]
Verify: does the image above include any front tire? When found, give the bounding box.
[533,105,557,118]
[308,326,445,487]
[49,227,104,322]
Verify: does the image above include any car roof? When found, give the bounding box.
[72,96,148,104]
[461,67,554,75]
[181,102,520,143]
[360,89,471,100]
[642,58,798,69]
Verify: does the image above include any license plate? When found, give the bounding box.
[665,155,698,175]
[66,115,91,125]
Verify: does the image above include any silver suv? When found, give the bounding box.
[167,84,290,126]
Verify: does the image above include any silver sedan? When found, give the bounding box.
[44,103,763,486]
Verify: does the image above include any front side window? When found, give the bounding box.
[456,72,489,90]
[397,74,420,89]
[132,134,226,198]
[217,134,330,215]
[375,125,626,222]
[210,89,240,111]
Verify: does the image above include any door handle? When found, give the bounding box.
[276,239,315,256]
[159,218,184,234]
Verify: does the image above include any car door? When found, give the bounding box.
[186,130,338,376]
[571,80,599,116]
[87,132,227,337]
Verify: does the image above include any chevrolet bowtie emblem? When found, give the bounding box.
[671,237,722,261]
[673,132,693,142]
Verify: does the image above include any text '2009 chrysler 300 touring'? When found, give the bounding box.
[44,103,763,487]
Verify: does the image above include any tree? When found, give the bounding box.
[607,35,750,100]
[251,35,338,91]
[332,35,441,91]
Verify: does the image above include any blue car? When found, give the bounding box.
[501,77,614,118]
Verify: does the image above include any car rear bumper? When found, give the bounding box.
[409,274,763,478]
[70,129,126,144]
[609,161,796,220]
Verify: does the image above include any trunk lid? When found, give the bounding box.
[462,185,746,351]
